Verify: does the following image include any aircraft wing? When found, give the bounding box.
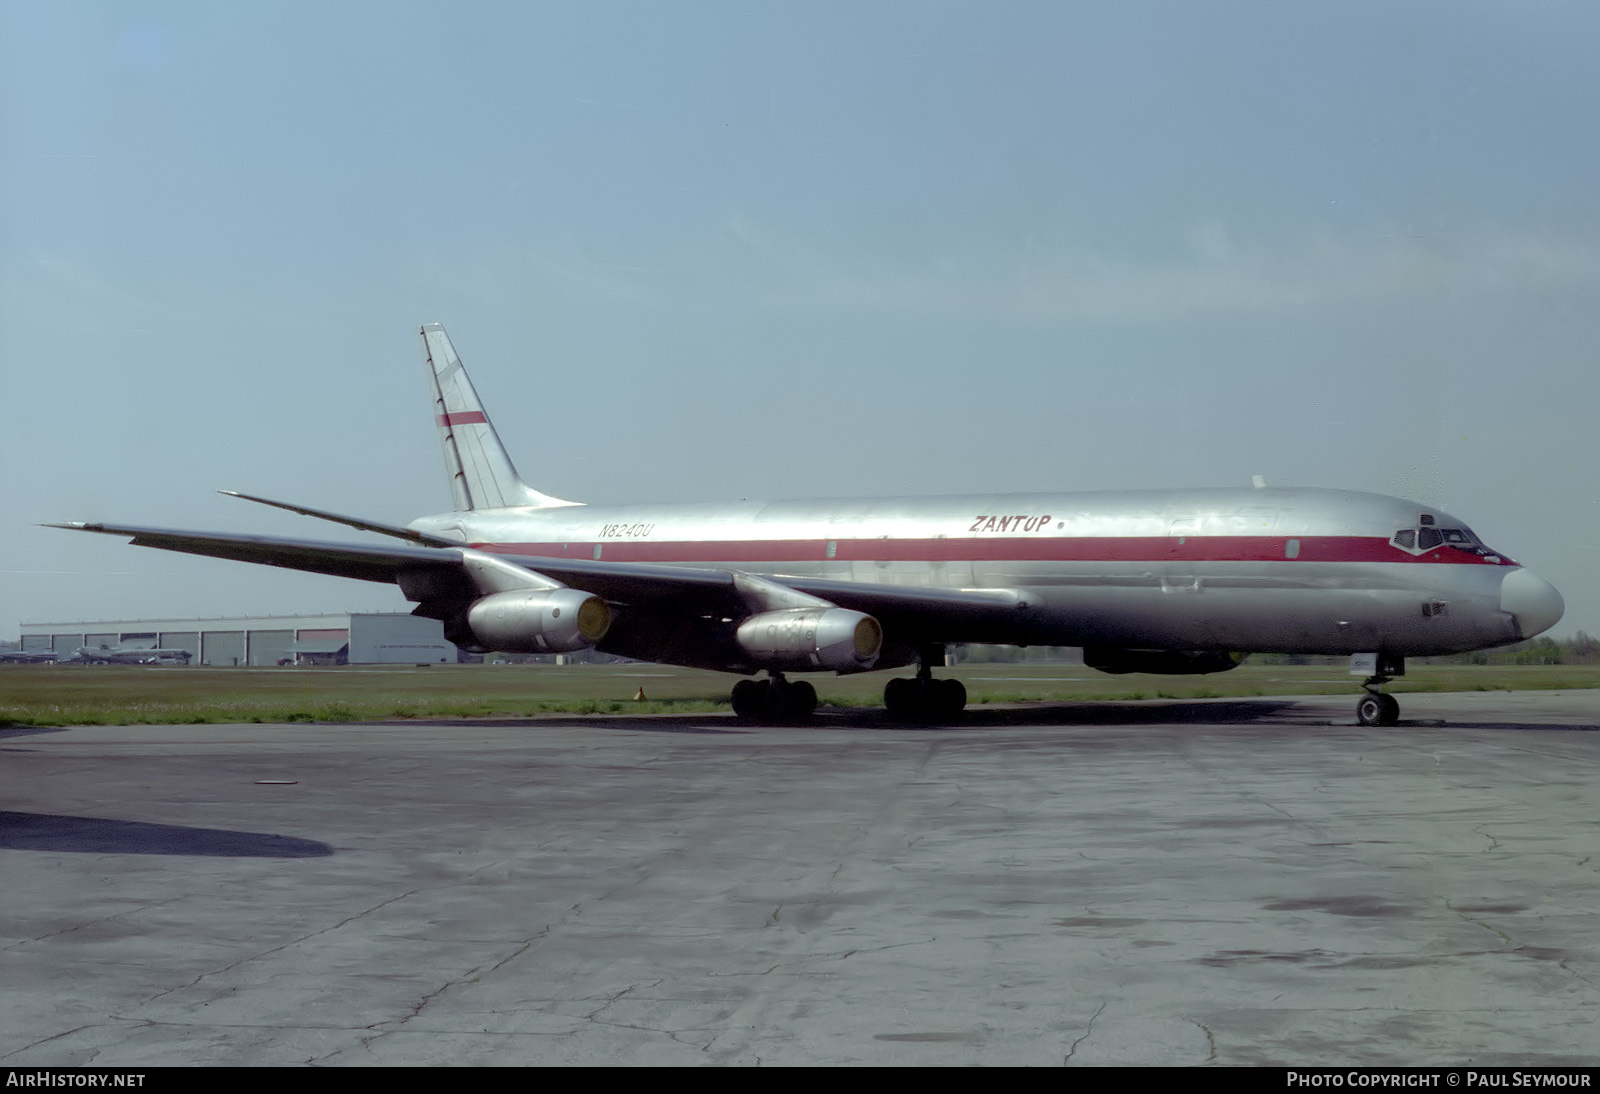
[47,523,1041,642]
[46,522,463,585]
[45,523,742,602]
[472,555,1043,642]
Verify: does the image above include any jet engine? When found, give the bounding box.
[464,589,612,653]
[734,608,882,672]
[1083,646,1244,675]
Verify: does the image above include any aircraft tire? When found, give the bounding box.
[763,679,789,718]
[884,677,916,719]
[789,680,818,718]
[938,678,967,717]
[1378,693,1400,725]
[1357,694,1399,727]
[731,679,764,720]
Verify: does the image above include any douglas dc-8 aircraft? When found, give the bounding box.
[52,324,1564,725]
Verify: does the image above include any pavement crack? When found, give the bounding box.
[574,995,713,1051]
[1064,1001,1105,1064]
[400,939,538,1024]
[4,899,181,952]
[0,1024,98,1062]
[1465,917,1514,945]
[582,979,661,1022]
[370,909,593,1038]
[1558,959,1598,988]
[140,886,425,1007]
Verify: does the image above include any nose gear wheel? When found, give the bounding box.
[1355,675,1401,726]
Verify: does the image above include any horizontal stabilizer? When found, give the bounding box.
[219,490,463,548]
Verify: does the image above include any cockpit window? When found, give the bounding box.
[1392,522,1511,563]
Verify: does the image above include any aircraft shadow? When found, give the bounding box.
[1416,721,1599,734]
[827,698,1308,729]
[813,701,1596,732]
[0,811,334,857]
[0,726,72,740]
[390,698,1308,731]
[393,717,752,735]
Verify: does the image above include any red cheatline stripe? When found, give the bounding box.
[467,536,1509,567]
[437,411,487,426]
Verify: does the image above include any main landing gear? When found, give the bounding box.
[731,672,818,721]
[883,647,967,722]
[1353,654,1404,727]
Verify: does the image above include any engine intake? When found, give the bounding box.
[465,589,612,653]
[734,608,882,672]
[1084,646,1244,676]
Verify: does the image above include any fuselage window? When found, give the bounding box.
[1285,538,1301,559]
[1392,530,1415,549]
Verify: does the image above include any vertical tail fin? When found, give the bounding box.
[420,323,581,511]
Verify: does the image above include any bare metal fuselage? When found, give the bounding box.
[411,484,1550,666]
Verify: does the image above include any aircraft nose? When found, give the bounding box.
[1500,567,1564,639]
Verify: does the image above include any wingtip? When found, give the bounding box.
[41,521,92,530]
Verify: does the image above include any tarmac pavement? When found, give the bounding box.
[2,690,1598,1066]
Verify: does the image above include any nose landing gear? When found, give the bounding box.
[1356,687,1400,727]
[1352,654,1404,726]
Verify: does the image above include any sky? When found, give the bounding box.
[2,1,1596,639]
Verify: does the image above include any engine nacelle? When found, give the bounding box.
[734,608,882,672]
[465,589,612,653]
[1084,646,1245,676]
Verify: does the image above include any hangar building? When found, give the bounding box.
[18,613,458,666]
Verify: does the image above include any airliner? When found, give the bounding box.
[63,645,194,666]
[0,649,63,664]
[51,324,1564,725]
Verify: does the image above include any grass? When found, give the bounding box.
[1,662,1596,727]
